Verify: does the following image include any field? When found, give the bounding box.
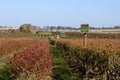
[51,38,120,80]
[0,32,120,80]
[54,39,120,53]
[0,38,52,80]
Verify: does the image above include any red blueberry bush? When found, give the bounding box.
[10,39,52,80]
[51,39,120,80]
[0,38,38,57]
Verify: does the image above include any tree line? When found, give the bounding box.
[0,24,120,33]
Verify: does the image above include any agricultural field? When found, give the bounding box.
[0,32,120,80]
[0,32,57,39]
[54,39,120,53]
[0,38,52,80]
[50,38,120,80]
[65,32,120,39]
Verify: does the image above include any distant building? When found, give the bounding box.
[0,27,18,32]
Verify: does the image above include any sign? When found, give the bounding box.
[81,24,89,33]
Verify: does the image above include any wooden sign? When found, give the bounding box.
[81,24,89,33]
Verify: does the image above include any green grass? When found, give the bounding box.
[0,65,11,80]
[50,45,81,80]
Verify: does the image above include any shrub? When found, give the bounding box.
[10,40,53,80]
[52,39,120,79]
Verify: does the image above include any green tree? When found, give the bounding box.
[19,24,32,33]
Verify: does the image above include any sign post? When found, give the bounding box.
[81,24,89,47]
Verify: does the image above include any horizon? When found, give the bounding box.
[0,0,120,28]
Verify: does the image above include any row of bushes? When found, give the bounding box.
[0,33,35,38]
[50,39,120,80]
[0,38,38,57]
[65,32,120,39]
[9,40,53,80]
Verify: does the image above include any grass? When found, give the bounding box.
[50,45,81,80]
[0,65,11,80]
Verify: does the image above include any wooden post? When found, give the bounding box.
[81,24,89,47]
[84,33,87,47]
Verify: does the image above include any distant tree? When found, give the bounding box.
[0,26,3,28]
[114,26,120,29]
[37,27,41,31]
[66,26,72,30]
[49,26,56,31]
[19,24,32,33]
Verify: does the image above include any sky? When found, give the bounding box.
[0,0,120,28]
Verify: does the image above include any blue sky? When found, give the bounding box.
[0,0,120,28]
